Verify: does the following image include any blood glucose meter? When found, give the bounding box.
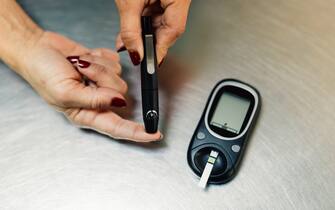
[187,79,261,187]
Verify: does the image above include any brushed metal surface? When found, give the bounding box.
[1,0,334,209]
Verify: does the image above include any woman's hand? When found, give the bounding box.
[18,31,161,142]
[115,0,191,66]
[0,0,161,142]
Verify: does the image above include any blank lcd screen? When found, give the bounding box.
[210,92,251,134]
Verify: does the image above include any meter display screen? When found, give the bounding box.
[207,85,255,138]
[210,92,251,134]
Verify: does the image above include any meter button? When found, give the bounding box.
[231,145,241,153]
[196,132,206,140]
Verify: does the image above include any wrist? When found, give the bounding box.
[0,0,44,77]
[0,26,44,73]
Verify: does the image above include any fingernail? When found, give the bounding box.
[111,97,127,107]
[160,134,164,140]
[78,59,91,68]
[128,51,141,66]
[158,57,165,68]
[67,56,79,64]
[117,46,127,53]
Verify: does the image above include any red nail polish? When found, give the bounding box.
[111,97,127,107]
[67,56,79,64]
[117,46,127,53]
[78,59,91,68]
[128,51,141,66]
[158,57,165,68]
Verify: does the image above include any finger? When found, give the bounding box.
[65,109,162,142]
[54,79,127,110]
[115,0,144,65]
[115,33,126,52]
[152,15,163,28]
[155,0,191,64]
[81,54,122,75]
[142,1,164,16]
[90,48,120,62]
[76,57,128,94]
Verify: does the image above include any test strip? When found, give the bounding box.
[198,150,219,188]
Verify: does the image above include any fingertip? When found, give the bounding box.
[158,57,165,68]
[77,59,91,68]
[66,55,80,64]
[115,34,126,52]
[144,131,163,142]
[128,50,141,66]
[119,32,144,64]
[75,57,93,74]
[117,46,127,53]
[112,130,161,143]
[111,97,127,108]
[129,126,162,142]
[156,47,168,67]
[155,41,168,63]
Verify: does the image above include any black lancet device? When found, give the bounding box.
[187,79,261,187]
[141,16,159,133]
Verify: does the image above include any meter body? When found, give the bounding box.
[187,79,261,184]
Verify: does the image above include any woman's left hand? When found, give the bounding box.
[18,32,162,142]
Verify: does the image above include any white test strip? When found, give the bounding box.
[198,150,219,189]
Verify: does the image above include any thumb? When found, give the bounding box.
[115,0,144,65]
[155,0,190,64]
[56,82,127,110]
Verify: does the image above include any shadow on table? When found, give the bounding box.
[157,55,195,141]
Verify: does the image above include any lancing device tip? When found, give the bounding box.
[198,150,219,189]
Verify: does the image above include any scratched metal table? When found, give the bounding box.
[1,0,334,209]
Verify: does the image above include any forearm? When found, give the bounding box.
[0,0,43,73]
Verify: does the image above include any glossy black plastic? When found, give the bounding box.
[141,16,159,133]
[187,79,261,184]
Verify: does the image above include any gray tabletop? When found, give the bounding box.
[1,0,335,209]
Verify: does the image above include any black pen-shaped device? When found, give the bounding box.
[141,16,159,133]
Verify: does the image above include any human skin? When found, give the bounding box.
[0,0,163,142]
[115,0,191,66]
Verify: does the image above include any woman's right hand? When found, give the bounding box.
[15,31,162,142]
[115,0,191,66]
